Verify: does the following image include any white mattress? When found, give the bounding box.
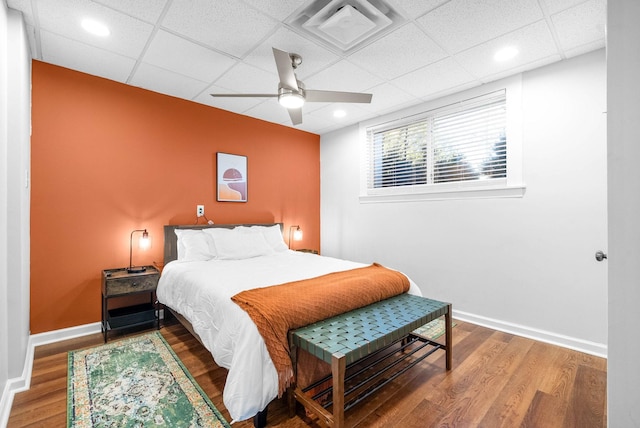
[156,250,421,422]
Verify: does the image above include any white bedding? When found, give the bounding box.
[156,250,421,422]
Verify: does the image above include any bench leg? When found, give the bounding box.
[445,304,452,370]
[332,353,346,428]
[288,387,296,418]
[289,342,298,418]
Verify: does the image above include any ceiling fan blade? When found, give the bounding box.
[287,107,303,125]
[210,93,277,98]
[272,48,299,91]
[305,90,373,104]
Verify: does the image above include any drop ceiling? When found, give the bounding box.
[7,0,606,135]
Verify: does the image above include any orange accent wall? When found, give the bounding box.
[30,61,320,334]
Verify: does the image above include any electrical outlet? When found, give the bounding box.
[196,205,204,217]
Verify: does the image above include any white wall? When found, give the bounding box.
[0,2,31,426]
[6,4,30,376]
[0,0,10,418]
[321,49,607,355]
[607,0,640,425]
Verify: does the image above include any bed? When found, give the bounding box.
[156,223,423,425]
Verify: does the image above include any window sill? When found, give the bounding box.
[359,184,526,203]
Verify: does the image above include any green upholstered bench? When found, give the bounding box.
[288,293,452,428]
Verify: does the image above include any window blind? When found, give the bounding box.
[365,90,507,193]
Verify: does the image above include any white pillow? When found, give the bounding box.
[242,225,288,252]
[174,229,216,261]
[204,227,273,259]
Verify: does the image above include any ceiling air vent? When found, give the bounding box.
[286,0,405,53]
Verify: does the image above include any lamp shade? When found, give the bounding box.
[128,229,149,273]
[288,225,303,249]
[293,228,303,241]
[139,231,150,249]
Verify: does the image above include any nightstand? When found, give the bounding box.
[101,266,160,342]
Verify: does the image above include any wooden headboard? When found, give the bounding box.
[163,223,283,265]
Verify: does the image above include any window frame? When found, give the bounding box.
[359,76,525,203]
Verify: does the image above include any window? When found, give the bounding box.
[361,86,524,202]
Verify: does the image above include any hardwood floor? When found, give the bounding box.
[8,320,606,427]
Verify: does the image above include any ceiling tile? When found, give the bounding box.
[40,30,136,82]
[386,0,450,19]
[162,0,279,58]
[349,23,447,80]
[564,40,605,59]
[391,56,477,98]
[454,20,559,79]
[242,27,341,79]
[303,60,384,93]
[293,111,343,134]
[417,0,544,53]
[309,103,373,124]
[240,0,308,21]
[551,0,606,51]
[143,30,237,83]
[480,54,561,83]
[359,82,420,113]
[129,63,210,100]
[214,62,278,94]
[541,0,590,15]
[418,81,481,103]
[35,0,154,59]
[243,99,293,124]
[94,0,169,23]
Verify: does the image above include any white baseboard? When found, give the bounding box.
[29,322,102,348]
[453,309,607,358]
[0,322,101,428]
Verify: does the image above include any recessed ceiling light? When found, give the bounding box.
[333,109,347,118]
[81,18,110,37]
[494,46,518,62]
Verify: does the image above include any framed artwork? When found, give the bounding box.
[217,152,247,202]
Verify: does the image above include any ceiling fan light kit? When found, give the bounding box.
[211,47,372,126]
[278,88,305,109]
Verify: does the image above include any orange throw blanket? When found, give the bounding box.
[231,263,410,396]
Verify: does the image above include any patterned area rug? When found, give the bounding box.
[412,317,456,339]
[67,331,230,428]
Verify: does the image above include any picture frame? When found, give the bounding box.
[217,152,247,202]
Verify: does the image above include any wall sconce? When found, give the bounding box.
[128,229,150,273]
[289,225,303,249]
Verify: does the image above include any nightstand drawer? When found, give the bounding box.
[102,266,160,297]
[105,275,157,295]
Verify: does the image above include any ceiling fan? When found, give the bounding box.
[210,48,373,125]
